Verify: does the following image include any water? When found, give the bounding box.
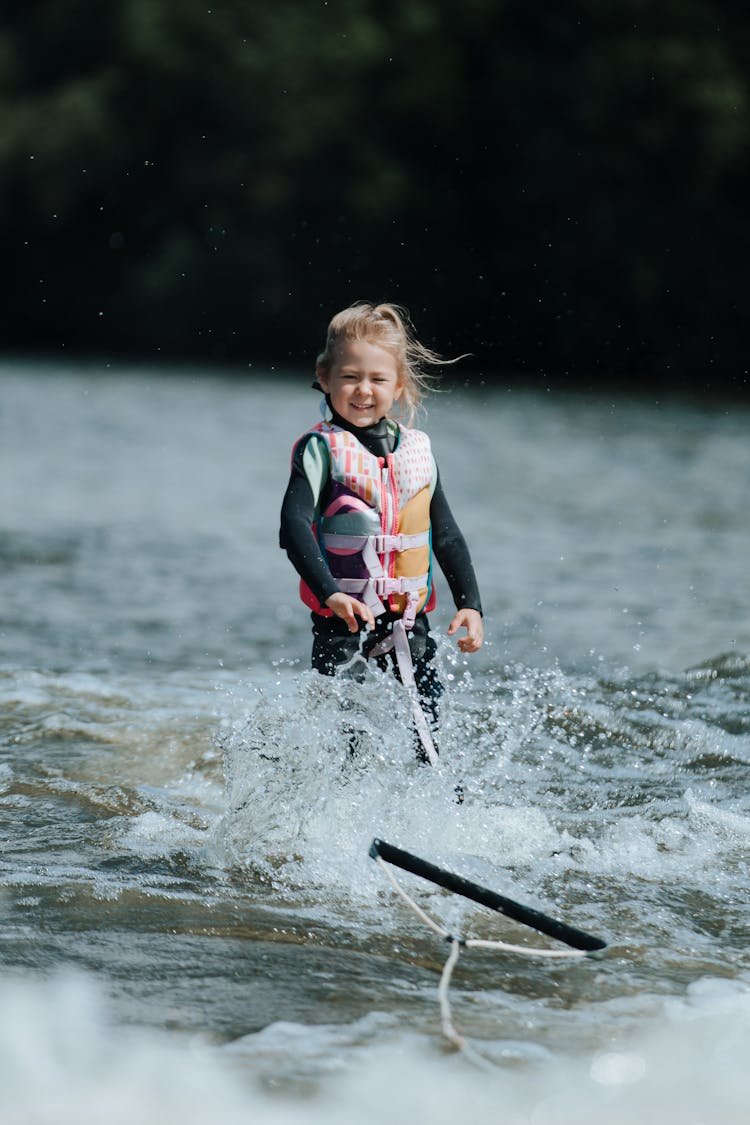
[1,360,748,1122]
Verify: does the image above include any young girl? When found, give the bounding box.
[279,302,483,763]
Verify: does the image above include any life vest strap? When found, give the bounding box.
[322,531,430,555]
[337,578,387,617]
[338,574,430,626]
[322,531,431,583]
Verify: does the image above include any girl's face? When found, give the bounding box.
[317,339,403,428]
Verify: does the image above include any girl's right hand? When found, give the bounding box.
[325,592,376,633]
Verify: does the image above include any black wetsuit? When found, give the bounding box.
[279,407,482,753]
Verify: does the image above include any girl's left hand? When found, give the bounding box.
[447,608,483,653]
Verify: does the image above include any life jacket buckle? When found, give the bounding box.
[372,533,403,554]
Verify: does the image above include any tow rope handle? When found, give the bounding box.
[369,838,607,953]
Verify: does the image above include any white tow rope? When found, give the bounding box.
[371,841,606,1064]
[368,619,439,765]
[336,621,439,765]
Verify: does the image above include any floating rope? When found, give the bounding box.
[370,839,607,1062]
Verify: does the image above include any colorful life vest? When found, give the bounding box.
[298,421,437,625]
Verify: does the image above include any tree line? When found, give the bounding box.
[2,0,749,391]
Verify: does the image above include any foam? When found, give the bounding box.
[1,971,748,1125]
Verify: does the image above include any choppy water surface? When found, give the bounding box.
[1,361,749,1123]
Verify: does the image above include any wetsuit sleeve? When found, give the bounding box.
[430,468,483,614]
[279,435,340,604]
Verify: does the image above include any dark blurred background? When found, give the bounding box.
[2,0,748,391]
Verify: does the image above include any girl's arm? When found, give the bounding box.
[430,470,484,652]
[279,467,340,604]
[280,449,375,631]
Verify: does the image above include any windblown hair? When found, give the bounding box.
[316,302,456,425]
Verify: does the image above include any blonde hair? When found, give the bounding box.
[316,302,455,425]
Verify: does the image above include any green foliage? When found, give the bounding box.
[1,0,749,386]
